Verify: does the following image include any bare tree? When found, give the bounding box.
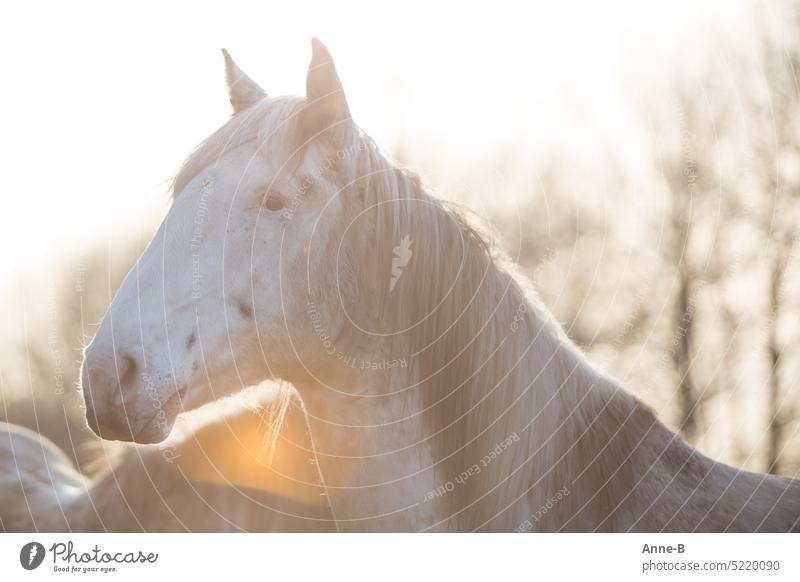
[654,83,712,442]
[753,10,800,473]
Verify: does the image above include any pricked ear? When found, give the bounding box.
[300,38,349,142]
[222,49,266,113]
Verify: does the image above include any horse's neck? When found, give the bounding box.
[294,208,800,532]
[299,370,442,532]
[299,329,800,532]
[543,373,800,532]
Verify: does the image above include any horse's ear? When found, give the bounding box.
[222,49,266,113]
[300,38,349,142]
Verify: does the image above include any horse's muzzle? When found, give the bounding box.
[81,346,175,444]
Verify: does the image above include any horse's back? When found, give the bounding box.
[0,422,89,532]
[622,433,800,533]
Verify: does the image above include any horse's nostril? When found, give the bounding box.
[119,354,138,388]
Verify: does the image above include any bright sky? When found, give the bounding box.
[0,0,755,284]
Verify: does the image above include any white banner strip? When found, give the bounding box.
[0,533,797,581]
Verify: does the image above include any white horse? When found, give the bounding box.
[80,40,800,532]
[1,387,332,532]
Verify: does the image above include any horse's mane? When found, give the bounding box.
[348,144,601,529]
[313,107,655,530]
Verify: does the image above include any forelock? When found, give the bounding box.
[170,96,306,200]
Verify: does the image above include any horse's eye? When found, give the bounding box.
[264,191,286,212]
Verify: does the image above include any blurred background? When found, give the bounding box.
[0,0,798,481]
